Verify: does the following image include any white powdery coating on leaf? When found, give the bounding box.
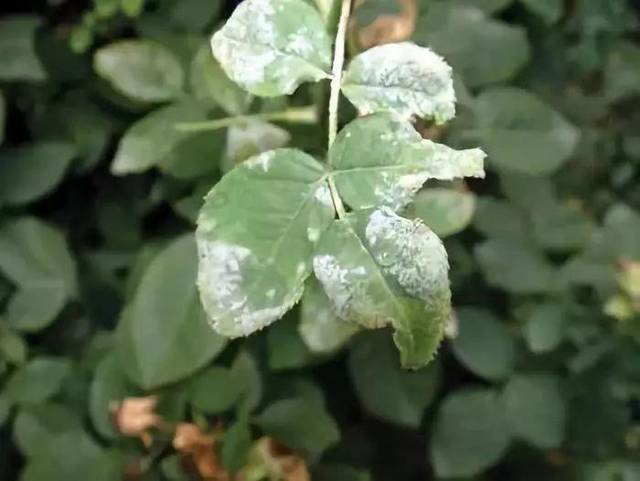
[244,150,276,172]
[342,42,456,122]
[365,208,450,305]
[210,0,330,96]
[373,170,431,211]
[314,183,334,208]
[421,141,486,180]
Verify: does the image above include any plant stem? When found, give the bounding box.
[174,106,317,132]
[326,0,351,219]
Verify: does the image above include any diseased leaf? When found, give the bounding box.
[502,373,566,449]
[349,331,439,427]
[255,397,340,461]
[224,121,290,172]
[313,208,450,368]
[406,188,476,238]
[94,40,184,103]
[118,235,226,389]
[329,113,485,211]
[341,42,456,122]
[190,42,252,115]
[111,101,222,177]
[0,142,77,206]
[299,276,359,354]
[5,357,71,405]
[0,217,78,332]
[196,148,335,338]
[469,87,579,175]
[414,4,529,87]
[210,0,332,97]
[430,388,512,478]
[0,16,47,82]
[452,308,515,381]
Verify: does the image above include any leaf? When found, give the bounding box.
[454,0,513,14]
[94,40,184,103]
[188,366,242,414]
[13,404,82,458]
[0,142,77,206]
[348,331,439,427]
[89,353,139,439]
[341,42,456,122]
[117,235,226,389]
[196,148,335,338]
[224,121,291,172]
[221,419,253,473]
[605,41,640,102]
[0,16,47,81]
[329,113,485,211]
[406,188,476,238]
[520,0,563,24]
[0,217,78,332]
[314,464,372,481]
[313,207,450,368]
[267,317,314,370]
[190,42,252,115]
[451,308,516,381]
[4,357,71,405]
[299,276,359,354]
[351,0,417,50]
[475,238,556,294]
[210,0,332,97]
[523,302,567,353]
[414,4,529,87]
[111,101,222,177]
[469,88,579,175]
[232,350,263,415]
[255,397,340,461]
[473,197,530,242]
[430,388,512,478]
[502,373,565,449]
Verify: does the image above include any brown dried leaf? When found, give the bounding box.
[238,437,310,481]
[111,396,163,439]
[351,0,417,50]
[173,423,229,481]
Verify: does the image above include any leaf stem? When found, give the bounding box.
[174,106,317,133]
[326,0,351,219]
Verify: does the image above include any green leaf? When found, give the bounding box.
[196,148,335,338]
[414,4,529,87]
[255,396,340,461]
[406,188,476,238]
[605,41,640,102]
[502,373,565,448]
[190,43,252,115]
[111,101,221,177]
[221,419,253,473]
[94,40,185,103]
[454,0,514,14]
[473,197,530,242]
[430,388,512,478]
[0,326,28,364]
[118,235,226,389]
[469,88,579,175]
[267,316,314,370]
[13,404,82,458]
[0,142,77,206]
[89,353,139,439]
[313,208,450,368]
[329,113,485,211]
[348,331,439,428]
[0,16,47,81]
[452,308,515,381]
[210,0,332,97]
[314,464,372,481]
[520,0,563,23]
[341,43,456,122]
[5,357,71,405]
[523,302,567,353]
[601,204,640,261]
[0,217,78,332]
[189,366,242,414]
[299,276,359,354]
[476,238,556,294]
[232,350,263,415]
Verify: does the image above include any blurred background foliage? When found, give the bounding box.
[0,0,639,480]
